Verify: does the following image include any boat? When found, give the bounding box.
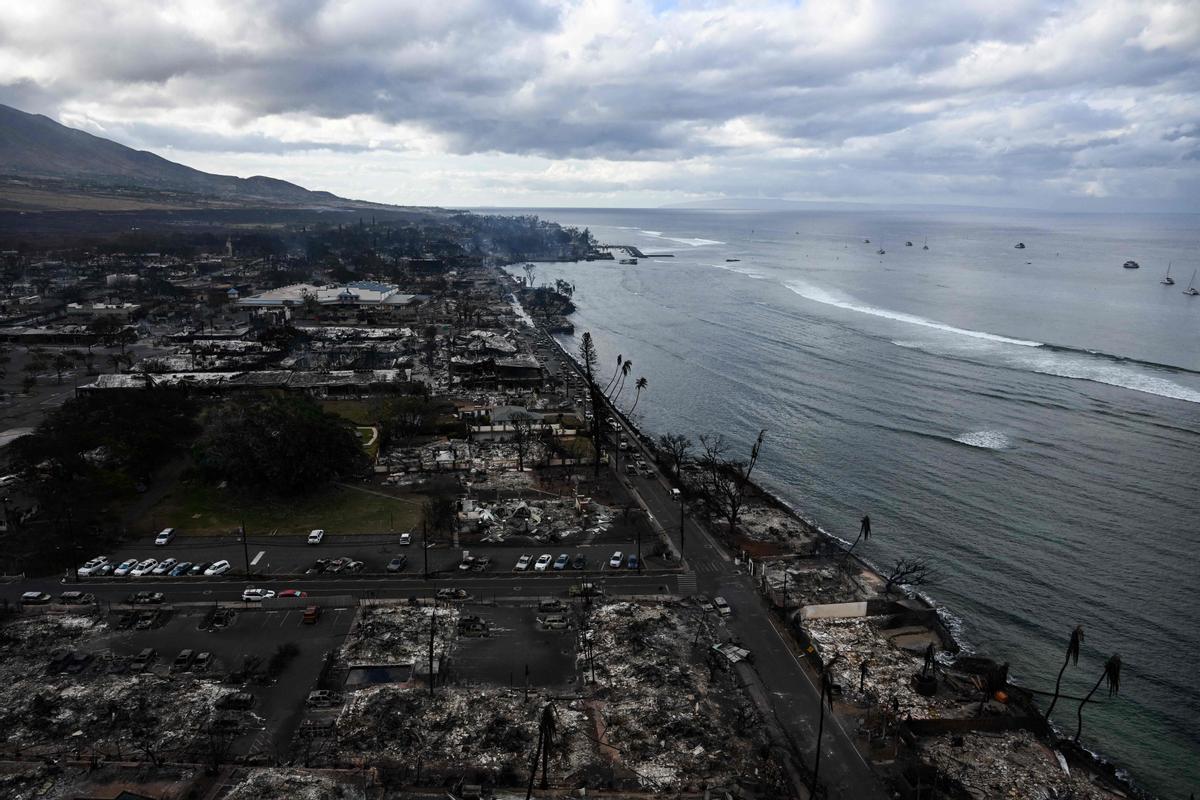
[1123,260,1140,269]
[726,258,741,262]
[1014,242,1026,249]
[905,241,913,247]
[864,238,871,243]
[1184,269,1199,296]
[618,257,637,265]
[876,247,886,255]
[1161,262,1175,285]
[922,236,929,250]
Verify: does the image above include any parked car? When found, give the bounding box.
[398,532,412,546]
[670,488,682,501]
[553,553,570,571]
[534,553,553,572]
[344,560,365,574]
[130,647,156,671]
[713,596,732,616]
[204,560,231,576]
[571,554,586,570]
[696,595,715,613]
[130,558,158,577]
[514,553,533,571]
[307,529,325,545]
[150,558,177,576]
[192,652,212,672]
[241,588,276,602]
[58,591,94,604]
[92,563,114,576]
[76,556,109,577]
[113,558,139,576]
[169,561,192,577]
[608,551,624,568]
[386,556,408,572]
[325,557,349,573]
[172,649,195,672]
[127,591,165,604]
[539,614,571,630]
[154,527,175,546]
[306,558,331,575]
[470,556,492,571]
[436,588,470,602]
[568,582,604,598]
[189,562,211,576]
[627,553,639,569]
[21,591,50,604]
[302,605,321,624]
[279,589,307,598]
[306,689,343,708]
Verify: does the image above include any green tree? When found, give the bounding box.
[193,393,366,496]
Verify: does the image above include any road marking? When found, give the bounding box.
[250,551,266,567]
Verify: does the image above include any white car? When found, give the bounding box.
[130,558,158,577]
[204,560,231,576]
[113,558,139,576]
[150,558,178,576]
[154,528,175,546]
[533,554,553,572]
[399,532,412,546]
[307,529,325,545]
[77,556,109,577]
[241,588,276,602]
[514,554,533,571]
[713,596,732,616]
[609,551,624,568]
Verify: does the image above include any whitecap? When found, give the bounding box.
[638,229,724,246]
[953,431,1011,449]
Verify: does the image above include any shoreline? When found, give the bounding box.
[502,261,1157,800]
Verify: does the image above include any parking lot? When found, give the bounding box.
[448,603,578,689]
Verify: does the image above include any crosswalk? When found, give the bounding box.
[676,573,697,595]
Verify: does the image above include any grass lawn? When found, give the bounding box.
[321,399,380,425]
[138,479,425,536]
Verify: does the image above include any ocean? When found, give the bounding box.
[492,206,1200,799]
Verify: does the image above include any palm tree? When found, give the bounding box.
[1044,625,1083,722]
[629,376,648,413]
[611,359,633,402]
[602,354,623,394]
[539,701,557,789]
[1075,653,1121,743]
[842,515,871,563]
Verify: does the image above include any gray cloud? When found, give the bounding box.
[0,0,1197,209]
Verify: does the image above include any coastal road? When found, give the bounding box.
[549,327,889,799]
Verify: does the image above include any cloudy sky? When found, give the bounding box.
[1,0,1198,210]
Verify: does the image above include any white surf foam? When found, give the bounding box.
[709,262,767,280]
[638,229,723,247]
[791,281,1200,405]
[785,281,1042,347]
[953,430,1011,449]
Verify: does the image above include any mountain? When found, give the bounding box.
[0,103,382,211]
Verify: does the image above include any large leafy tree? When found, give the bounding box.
[193,393,366,495]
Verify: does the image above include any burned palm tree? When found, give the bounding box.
[1075,653,1121,743]
[1044,625,1084,723]
[525,701,558,798]
[842,514,871,563]
[611,359,633,402]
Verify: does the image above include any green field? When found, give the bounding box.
[139,479,424,536]
[321,399,380,425]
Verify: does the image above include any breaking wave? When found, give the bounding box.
[785,280,1200,405]
[953,431,1012,449]
[638,229,724,247]
[709,262,767,280]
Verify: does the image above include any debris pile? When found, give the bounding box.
[738,503,818,549]
[342,605,460,666]
[336,686,588,774]
[583,601,774,791]
[467,496,613,543]
[760,561,856,606]
[804,617,960,719]
[918,731,1123,799]
[224,768,367,800]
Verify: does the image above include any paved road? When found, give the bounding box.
[540,327,889,800]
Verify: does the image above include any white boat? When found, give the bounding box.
[1184,269,1199,296]
[1161,262,1174,285]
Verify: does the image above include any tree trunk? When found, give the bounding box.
[1045,653,1071,722]
[1074,670,1107,743]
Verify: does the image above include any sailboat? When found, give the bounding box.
[1160,262,1174,285]
[1184,269,1199,296]
[922,236,929,250]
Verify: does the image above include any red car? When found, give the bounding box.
[278,589,308,598]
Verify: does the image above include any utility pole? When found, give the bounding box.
[422,519,429,579]
[679,492,685,553]
[636,522,642,574]
[240,521,250,578]
[428,601,436,697]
